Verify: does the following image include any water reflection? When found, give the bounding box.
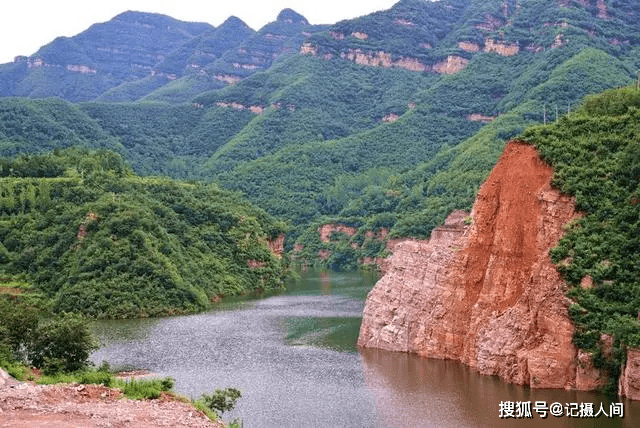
[284,316,362,353]
[92,317,159,347]
[91,269,640,427]
[360,347,638,427]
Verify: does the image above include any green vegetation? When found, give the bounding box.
[114,376,175,400]
[0,148,287,318]
[0,297,97,375]
[521,85,640,394]
[199,387,242,416]
[0,1,638,272]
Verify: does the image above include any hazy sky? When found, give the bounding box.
[0,0,401,64]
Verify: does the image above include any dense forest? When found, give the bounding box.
[521,86,640,393]
[0,149,287,318]
[0,0,638,326]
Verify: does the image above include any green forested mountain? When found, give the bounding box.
[0,149,287,318]
[0,11,215,101]
[0,0,638,270]
[522,86,640,393]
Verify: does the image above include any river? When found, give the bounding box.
[91,269,639,427]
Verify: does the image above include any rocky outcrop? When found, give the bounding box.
[393,19,416,28]
[359,142,599,390]
[458,41,480,53]
[596,0,610,19]
[483,39,519,56]
[433,55,469,75]
[339,49,428,72]
[382,113,400,123]
[267,234,285,258]
[214,74,242,85]
[619,348,640,400]
[215,101,264,114]
[300,42,318,55]
[358,210,470,352]
[467,113,496,123]
[551,34,566,49]
[66,64,97,74]
[318,223,357,243]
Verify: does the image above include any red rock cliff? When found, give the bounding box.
[359,142,593,389]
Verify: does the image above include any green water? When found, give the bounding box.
[92,269,640,427]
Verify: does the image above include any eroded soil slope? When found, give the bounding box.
[359,142,586,389]
[0,368,222,428]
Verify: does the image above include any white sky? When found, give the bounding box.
[0,0,401,64]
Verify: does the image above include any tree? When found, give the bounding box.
[28,313,98,373]
[199,388,242,416]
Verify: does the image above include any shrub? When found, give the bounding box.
[199,387,242,416]
[28,313,98,373]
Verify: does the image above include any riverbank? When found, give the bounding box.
[0,367,224,427]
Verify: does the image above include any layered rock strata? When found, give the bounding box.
[619,349,640,400]
[358,142,590,389]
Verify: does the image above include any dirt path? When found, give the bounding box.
[0,368,224,427]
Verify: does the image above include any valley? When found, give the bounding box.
[0,0,639,425]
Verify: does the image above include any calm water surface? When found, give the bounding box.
[92,269,639,427]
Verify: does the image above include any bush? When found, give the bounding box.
[28,313,98,373]
[199,388,242,416]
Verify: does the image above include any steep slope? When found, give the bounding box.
[150,8,329,103]
[137,16,257,103]
[0,12,213,101]
[202,9,326,81]
[359,86,640,397]
[0,149,287,318]
[200,0,637,243]
[0,98,122,156]
[0,0,638,268]
[359,142,584,389]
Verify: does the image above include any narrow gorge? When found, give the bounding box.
[358,141,640,399]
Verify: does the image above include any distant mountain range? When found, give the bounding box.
[0,8,326,102]
[0,0,639,253]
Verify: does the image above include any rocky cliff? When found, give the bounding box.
[358,142,597,390]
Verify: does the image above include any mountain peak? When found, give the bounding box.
[276,8,308,25]
[112,10,168,22]
[219,16,252,31]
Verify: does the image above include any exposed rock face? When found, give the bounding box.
[596,0,610,19]
[267,234,285,258]
[339,49,428,72]
[215,101,264,114]
[214,74,242,85]
[359,142,595,390]
[66,64,97,74]
[483,39,519,56]
[382,113,400,123]
[351,32,369,40]
[358,210,469,352]
[551,34,566,49]
[433,55,469,75]
[458,41,480,52]
[619,348,640,400]
[318,223,357,243]
[300,42,318,55]
[576,350,606,390]
[467,113,496,123]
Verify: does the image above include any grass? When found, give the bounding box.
[1,361,222,423]
[113,376,174,399]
